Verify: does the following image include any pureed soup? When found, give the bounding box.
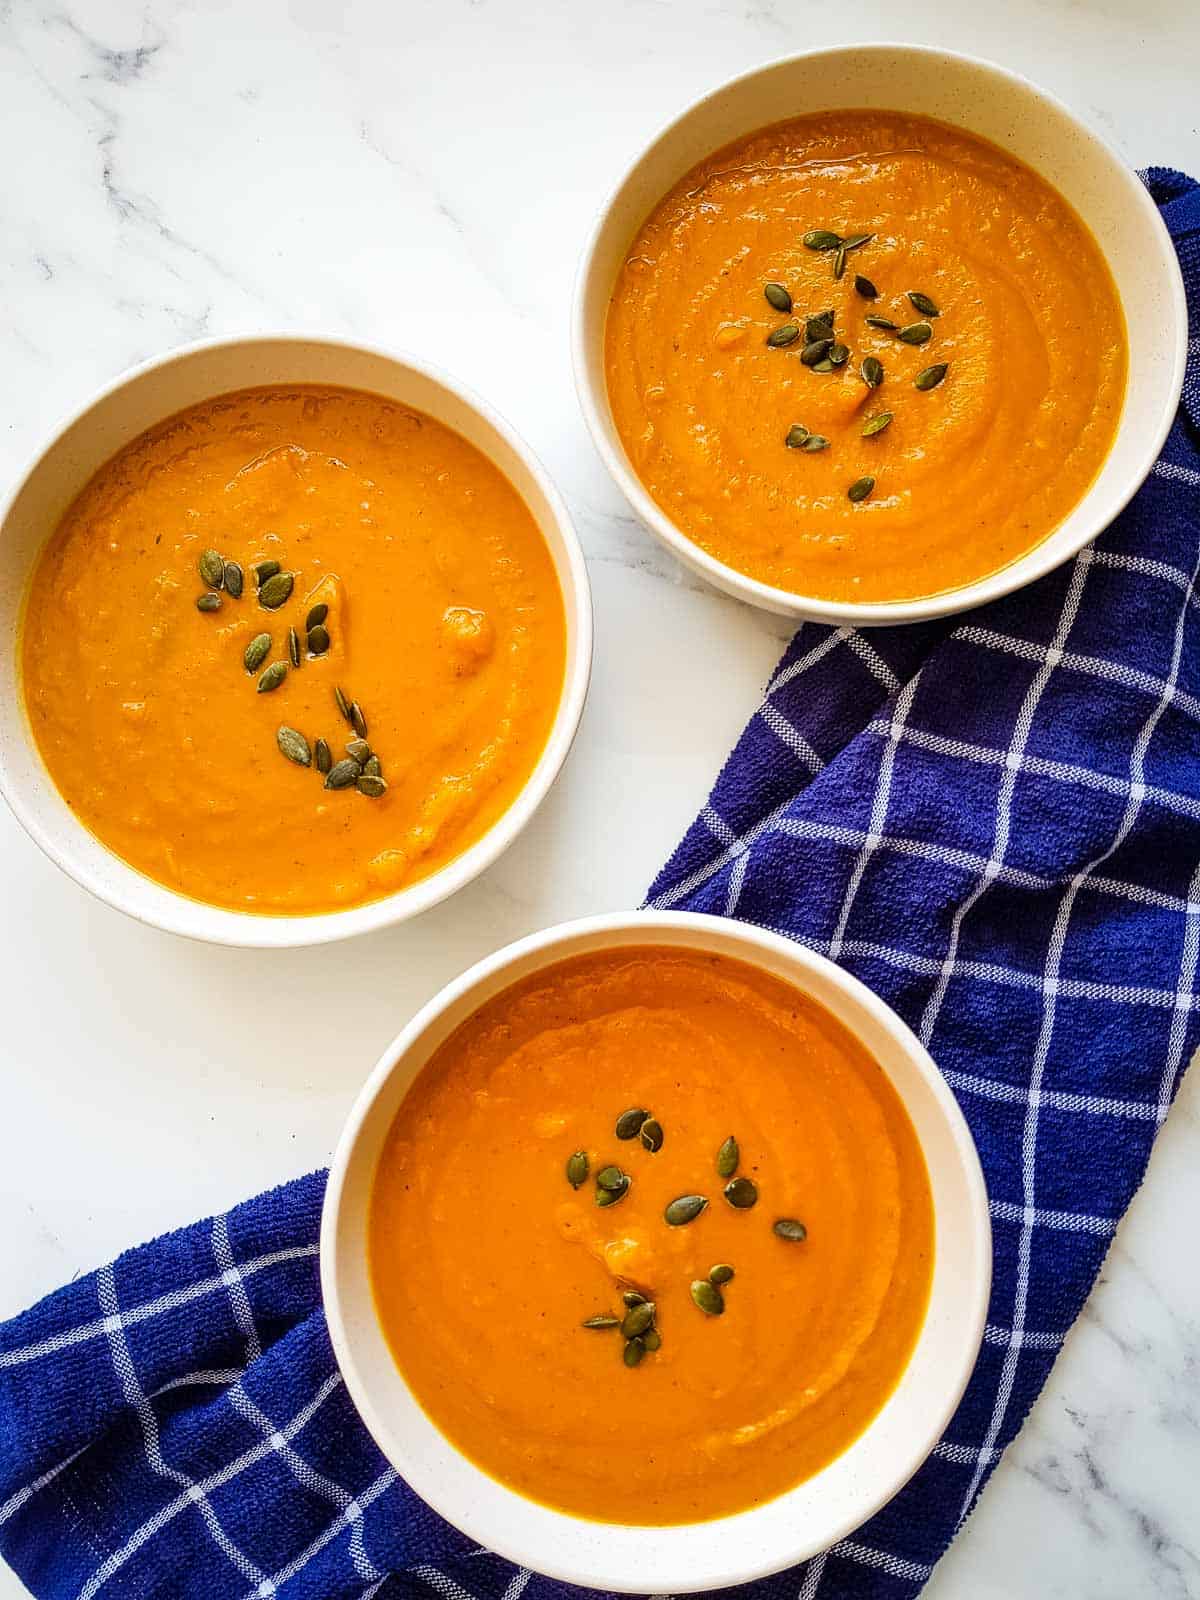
[369,946,934,1524]
[21,385,565,915]
[605,110,1127,602]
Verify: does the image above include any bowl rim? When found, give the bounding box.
[571,42,1188,625]
[320,908,993,1591]
[0,331,593,948]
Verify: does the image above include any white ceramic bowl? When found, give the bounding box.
[573,45,1186,624]
[0,334,592,947]
[322,910,991,1592]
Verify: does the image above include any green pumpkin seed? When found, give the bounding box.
[802,433,830,452]
[346,738,371,765]
[774,1218,808,1242]
[243,632,271,673]
[828,342,849,366]
[854,274,879,300]
[785,424,811,450]
[862,411,894,438]
[621,1302,656,1339]
[908,290,940,318]
[198,549,224,589]
[805,311,835,343]
[800,337,834,367]
[690,1279,725,1316]
[254,560,281,586]
[257,661,287,693]
[763,282,792,313]
[897,321,933,346]
[639,1117,664,1153]
[288,627,301,669]
[914,362,949,391]
[324,758,359,790]
[305,602,328,631]
[709,1263,735,1286]
[802,230,841,252]
[841,232,874,252]
[596,1165,627,1192]
[812,358,834,373]
[223,561,244,599]
[642,1328,662,1352]
[833,244,847,281]
[314,738,332,775]
[862,356,884,389]
[196,593,221,613]
[615,1108,649,1141]
[582,1314,619,1329]
[307,624,331,656]
[623,1337,646,1367]
[357,774,387,798]
[724,1176,759,1209]
[622,1290,646,1308]
[334,685,352,723]
[259,571,294,609]
[350,701,368,739]
[596,1176,630,1207]
[276,726,311,766]
[566,1151,589,1189]
[362,755,382,779]
[664,1194,708,1227]
[848,475,876,503]
[716,1136,739,1179]
[766,321,801,348]
[866,315,898,331]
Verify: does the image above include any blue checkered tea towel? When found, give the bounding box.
[2,169,1199,1600]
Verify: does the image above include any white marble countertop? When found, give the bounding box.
[2,2,1198,1595]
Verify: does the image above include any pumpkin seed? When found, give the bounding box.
[812,358,834,373]
[615,1108,649,1141]
[350,701,368,739]
[766,321,801,348]
[596,1165,627,1192]
[314,738,332,775]
[861,356,884,389]
[243,633,271,674]
[785,424,811,449]
[709,1263,735,1286]
[357,774,387,798]
[773,1218,808,1242]
[276,726,311,766]
[622,1290,646,1308]
[307,624,330,656]
[324,758,359,790]
[198,549,224,589]
[254,560,281,585]
[908,290,940,318]
[642,1328,662,1352]
[259,571,294,609]
[334,685,352,723]
[802,230,841,252]
[914,362,949,391]
[664,1194,708,1227]
[800,337,834,367]
[848,475,876,503]
[828,342,849,366]
[724,1176,759,1209]
[833,244,847,281]
[854,274,879,300]
[305,602,328,631]
[288,627,301,669]
[623,1337,646,1367]
[841,232,874,252]
[805,310,835,343]
[196,593,221,613]
[716,1136,739,1179]
[257,661,287,693]
[346,738,371,765]
[223,560,244,599]
[566,1151,589,1189]
[866,315,898,331]
[690,1279,725,1316]
[862,411,894,438]
[802,433,830,452]
[582,1314,619,1329]
[897,321,933,345]
[639,1117,664,1153]
[621,1301,656,1339]
[362,755,382,779]
[763,282,792,313]
[596,1176,630,1207]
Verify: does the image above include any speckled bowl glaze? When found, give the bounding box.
[574,45,1186,623]
[0,334,592,947]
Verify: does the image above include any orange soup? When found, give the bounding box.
[606,110,1127,602]
[21,385,566,914]
[369,946,934,1524]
